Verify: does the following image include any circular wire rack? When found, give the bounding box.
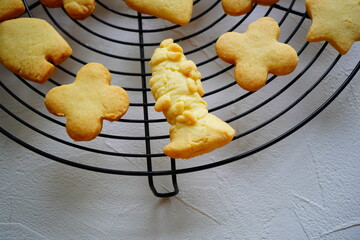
[1,0,359,197]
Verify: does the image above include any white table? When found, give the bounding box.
[1,1,359,239]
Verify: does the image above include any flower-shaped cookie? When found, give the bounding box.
[222,0,279,16]
[216,17,298,91]
[44,63,129,141]
[40,0,96,20]
[306,0,360,55]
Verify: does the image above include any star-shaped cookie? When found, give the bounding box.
[306,0,360,55]
[216,17,298,91]
[125,0,193,25]
[44,63,129,141]
[222,0,279,16]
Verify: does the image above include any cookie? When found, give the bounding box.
[0,18,72,83]
[0,0,25,22]
[44,63,129,141]
[215,17,298,91]
[125,0,193,25]
[40,0,96,20]
[149,39,235,159]
[305,0,360,55]
[222,0,279,16]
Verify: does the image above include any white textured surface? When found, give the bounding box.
[1,0,360,239]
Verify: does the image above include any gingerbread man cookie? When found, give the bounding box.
[222,0,279,16]
[306,0,360,55]
[44,63,129,141]
[215,17,298,91]
[0,18,72,83]
[0,0,25,22]
[149,39,235,159]
[40,0,96,20]
[125,0,193,25]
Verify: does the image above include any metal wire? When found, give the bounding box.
[1,0,359,197]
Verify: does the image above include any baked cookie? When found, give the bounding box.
[40,0,96,20]
[0,0,25,22]
[0,18,72,83]
[44,63,129,141]
[216,17,298,91]
[125,0,193,25]
[306,0,360,55]
[149,39,235,159]
[222,0,279,16]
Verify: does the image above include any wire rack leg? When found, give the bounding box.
[147,158,179,197]
[136,13,179,197]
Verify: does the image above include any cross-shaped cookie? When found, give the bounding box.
[222,0,279,16]
[44,63,129,141]
[306,0,360,55]
[215,17,298,91]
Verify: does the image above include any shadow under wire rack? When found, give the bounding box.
[1,0,359,197]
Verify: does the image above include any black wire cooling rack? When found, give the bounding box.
[1,0,359,197]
